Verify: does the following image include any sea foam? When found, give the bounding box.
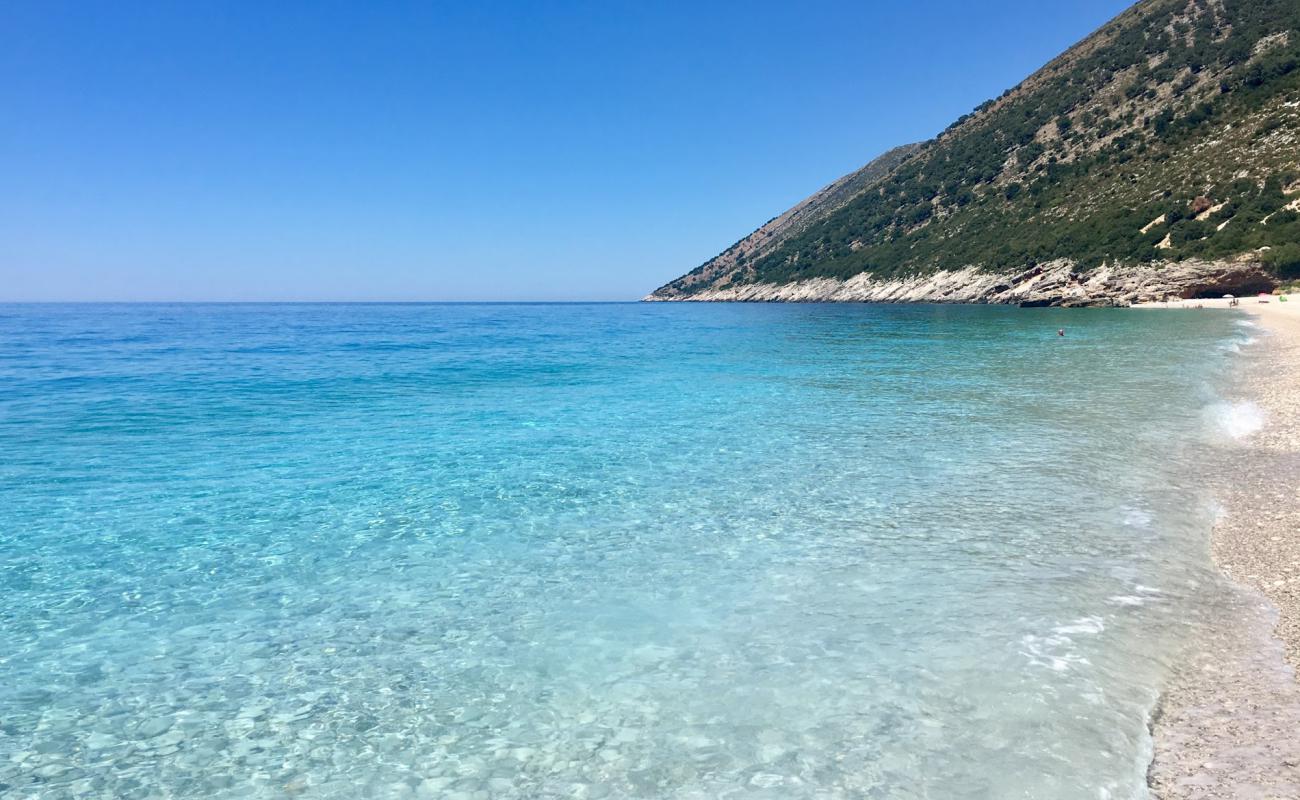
[1205,400,1265,440]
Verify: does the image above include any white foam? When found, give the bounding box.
[1108,595,1145,607]
[1204,401,1265,440]
[1021,618,1105,672]
[1055,616,1106,635]
[1120,506,1152,528]
[1020,632,1092,672]
[1222,335,1258,353]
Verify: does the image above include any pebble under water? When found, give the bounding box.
[0,302,1254,798]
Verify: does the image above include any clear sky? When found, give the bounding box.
[2,0,1134,302]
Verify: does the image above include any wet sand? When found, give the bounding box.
[1137,297,1300,798]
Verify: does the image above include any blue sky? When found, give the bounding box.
[2,0,1133,301]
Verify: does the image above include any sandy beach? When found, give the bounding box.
[1138,296,1300,798]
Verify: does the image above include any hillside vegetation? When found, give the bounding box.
[653,0,1300,298]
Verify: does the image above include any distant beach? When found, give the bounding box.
[1137,297,1300,797]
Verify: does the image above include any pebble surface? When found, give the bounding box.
[1212,303,1300,669]
[1150,300,1300,799]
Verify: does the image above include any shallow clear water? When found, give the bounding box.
[0,303,1252,799]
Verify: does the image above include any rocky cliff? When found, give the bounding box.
[649,0,1300,304]
[644,258,1276,307]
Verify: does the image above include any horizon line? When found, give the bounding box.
[0,299,651,305]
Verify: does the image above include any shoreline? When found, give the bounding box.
[1138,297,1300,797]
[1135,295,1300,669]
[645,261,1277,306]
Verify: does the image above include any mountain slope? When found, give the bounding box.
[661,143,920,296]
[650,0,1300,304]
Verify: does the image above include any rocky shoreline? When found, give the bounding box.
[644,260,1277,307]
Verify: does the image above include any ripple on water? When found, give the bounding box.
[0,303,1247,798]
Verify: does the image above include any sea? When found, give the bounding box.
[0,302,1262,799]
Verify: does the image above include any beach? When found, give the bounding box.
[1138,297,1300,798]
[1210,297,1300,669]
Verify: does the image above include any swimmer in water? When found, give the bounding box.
[1058,329,1065,337]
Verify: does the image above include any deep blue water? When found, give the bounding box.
[0,303,1254,798]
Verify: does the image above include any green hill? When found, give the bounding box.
[650,0,1300,302]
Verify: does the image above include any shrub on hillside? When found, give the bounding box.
[1265,243,1300,278]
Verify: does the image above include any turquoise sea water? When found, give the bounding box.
[0,303,1256,799]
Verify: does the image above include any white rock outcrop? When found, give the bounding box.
[644,260,1277,307]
